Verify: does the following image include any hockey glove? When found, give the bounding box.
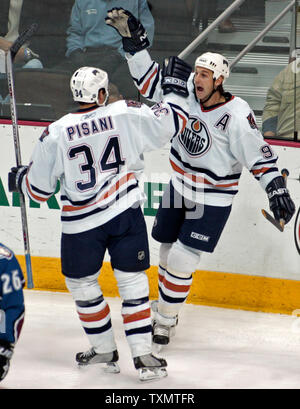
[266,176,295,225]
[8,165,28,193]
[0,340,14,382]
[105,8,150,54]
[161,57,192,97]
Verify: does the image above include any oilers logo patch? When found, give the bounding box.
[178,116,211,157]
[294,208,300,255]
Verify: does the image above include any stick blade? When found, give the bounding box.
[261,209,284,232]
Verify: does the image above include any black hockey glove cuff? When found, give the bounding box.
[266,176,295,225]
[105,8,150,54]
[161,57,192,97]
[8,165,28,193]
[0,340,14,382]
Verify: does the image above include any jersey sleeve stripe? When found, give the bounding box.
[252,158,278,166]
[140,67,159,96]
[251,166,278,175]
[133,61,156,86]
[29,184,53,196]
[25,177,51,202]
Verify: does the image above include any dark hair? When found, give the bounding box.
[217,83,226,96]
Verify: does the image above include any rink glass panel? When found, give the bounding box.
[0,0,298,143]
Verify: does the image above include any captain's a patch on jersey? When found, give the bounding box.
[125,100,142,108]
[247,113,258,130]
[39,126,49,142]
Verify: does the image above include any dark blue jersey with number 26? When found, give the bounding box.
[0,243,25,344]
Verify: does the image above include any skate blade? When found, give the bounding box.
[139,367,168,382]
[77,362,89,368]
[104,362,120,374]
[77,361,120,374]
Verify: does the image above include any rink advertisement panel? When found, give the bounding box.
[15,255,300,315]
[1,123,300,313]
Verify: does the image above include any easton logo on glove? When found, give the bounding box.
[266,176,295,225]
[267,187,289,199]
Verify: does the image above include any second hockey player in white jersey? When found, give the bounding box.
[8,33,192,381]
[106,8,296,347]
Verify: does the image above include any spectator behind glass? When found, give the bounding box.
[1,0,43,75]
[185,0,236,33]
[216,0,236,33]
[0,37,43,103]
[262,55,300,140]
[60,0,154,99]
[0,36,42,73]
[0,0,43,102]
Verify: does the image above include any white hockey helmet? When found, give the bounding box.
[70,66,109,105]
[195,52,230,83]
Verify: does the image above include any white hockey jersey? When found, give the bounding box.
[127,50,281,206]
[22,95,188,234]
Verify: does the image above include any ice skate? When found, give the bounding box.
[134,353,168,382]
[151,300,178,347]
[76,348,120,373]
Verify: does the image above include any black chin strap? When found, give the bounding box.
[200,86,218,104]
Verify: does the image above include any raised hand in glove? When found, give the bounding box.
[8,165,28,193]
[105,8,149,54]
[0,340,14,382]
[266,176,295,225]
[161,57,192,97]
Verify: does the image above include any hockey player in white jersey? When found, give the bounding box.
[8,42,191,379]
[106,8,296,347]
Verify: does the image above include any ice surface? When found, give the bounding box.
[2,290,300,389]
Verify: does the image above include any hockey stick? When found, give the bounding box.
[261,168,289,233]
[6,23,38,289]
